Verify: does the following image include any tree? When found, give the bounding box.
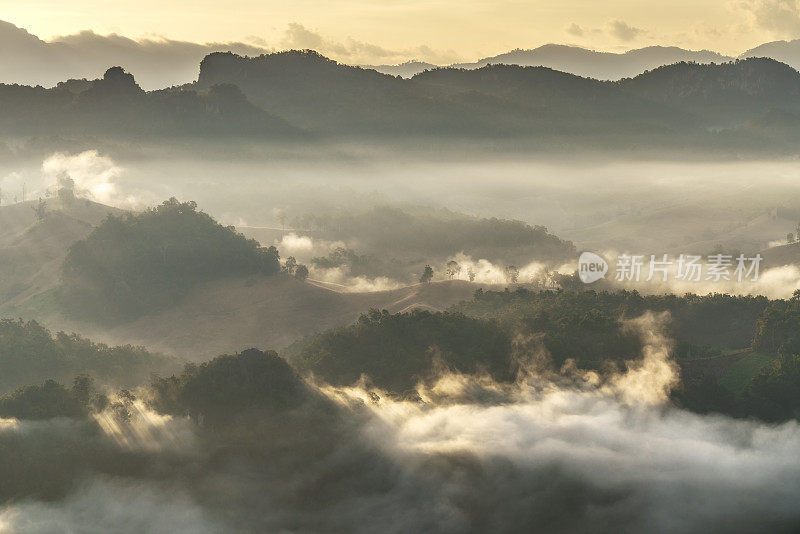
[467,267,476,282]
[71,374,95,406]
[504,265,520,284]
[274,208,288,230]
[295,264,309,281]
[420,265,434,283]
[0,380,87,420]
[33,198,46,222]
[284,256,297,275]
[446,260,462,280]
[788,233,795,244]
[260,246,281,275]
[57,173,76,204]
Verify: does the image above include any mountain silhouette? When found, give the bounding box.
[367,44,732,79]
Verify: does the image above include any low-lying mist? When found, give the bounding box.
[1,313,799,533]
[5,149,800,252]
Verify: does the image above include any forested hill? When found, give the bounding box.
[619,58,800,126]
[61,198,282,322]
[3,52,800,151]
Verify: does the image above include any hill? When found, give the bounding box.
[61,198,282,322]
[300,205,577,275]
[72,277,481,361]
[0,197,121,309]
[619,57,800,127]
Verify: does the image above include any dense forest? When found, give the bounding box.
[296,309,514,394]
[8,286,800,423]
[0,318,179,394]
[149,348,310,422]
[453,288,800,421]
[453,288,770,351]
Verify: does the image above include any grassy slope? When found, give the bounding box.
[44,277,481,361]
[0,199,121,311]
[719,352,777,394]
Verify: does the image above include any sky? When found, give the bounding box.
[1,0,799,64]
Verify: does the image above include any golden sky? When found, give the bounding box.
[1,0,796,63]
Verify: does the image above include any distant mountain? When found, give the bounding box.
[2,49,800,151]
[361,60,437,78]
[412,64,695,129]
[740,40,800,72]
[196,50,685,138]
[0,65,303,139]
[367,44,732,79]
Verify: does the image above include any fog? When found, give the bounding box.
[5,149,800,247]
[2,315,799,533]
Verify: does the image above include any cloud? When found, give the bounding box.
[282,22,327,51]
[40,150,162,209]
[0,479,222,534]
[324,315,800,533]
[280,22,459,65]
[606,19,645,41]
[566,23,585,37]
[0,20,270,90]
[276,232,315,254]
[309,265,403,292]
[3,319,800,532]
[41,150,136,208]
[0,18,459,89]
[742,0,800,37]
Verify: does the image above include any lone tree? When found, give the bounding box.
[284,256,297,275]
[274,208,288,230]
[295,264,309,281]
[467,267,476,282]
[420,265,434,284]
[33,198,47,222]
[57,173,76,204]
[505,265,520,284]
[446,260,462,280]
